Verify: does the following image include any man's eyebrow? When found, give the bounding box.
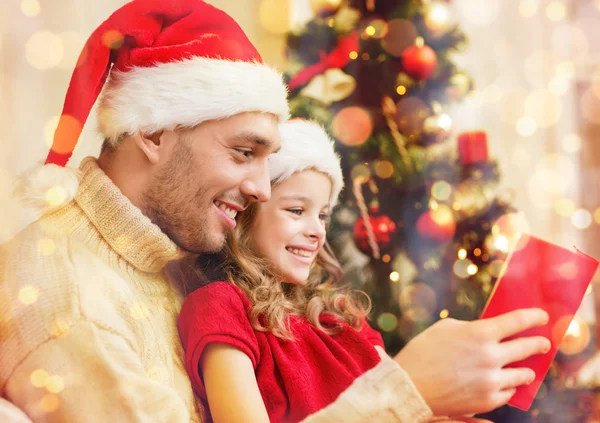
[232,132,281,153]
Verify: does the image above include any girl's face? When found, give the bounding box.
[250,170,332,285]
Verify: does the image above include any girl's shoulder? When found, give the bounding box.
[179,282,252,326]
[185,281,250,306]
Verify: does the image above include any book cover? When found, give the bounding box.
[480,233,599,411]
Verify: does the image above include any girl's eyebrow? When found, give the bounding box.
[279,194,330,210]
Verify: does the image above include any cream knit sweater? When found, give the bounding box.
[0,157,432,423]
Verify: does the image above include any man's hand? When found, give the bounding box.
[432,418,493,423]
[395,308,550,417]
[0,399,32,423]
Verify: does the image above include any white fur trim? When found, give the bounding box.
[98,57,289,142]
[13,163,80,219]
[270,120,344,207]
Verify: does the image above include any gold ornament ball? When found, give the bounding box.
[423,113,452,144]
[311,0,343,17]
[447,72,472,100]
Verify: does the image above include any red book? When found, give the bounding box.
[480,233,599,411]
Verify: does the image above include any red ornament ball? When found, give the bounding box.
[353,214,397,255]
[416,207,456,242]
[402,44,438,80]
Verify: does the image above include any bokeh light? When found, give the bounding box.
[594,208,600,224]
[30,369,49,388]
[524,89,562,128]
[21,0,40,17]
[389,271,400,282]
[559,318,591,356]
[44,116,60,148]
[424,2,452,33]
[365,19,388,39]
[454,258,474,279]
[58,32,86,70]
[26,32,64,70]
[484,233,509,255]
[374,160,394,179]
[259,0,291,35]
[455,0,500,26]
[572,209,592,230]
[467,264,479,275]
[19,286,39,305]
[40,394,60,413]
[546,2,566,21]
[431,181,452,201]
[332,107,373,145]
[377,312,398,332]
[554,198,576,217]
[561,133,582,153]
[46,186,68,207]
[548,75,570,96]
[381,20,418,57]
[350,163,371,183]
[458,248,467,260]
[518,0,538,17]
[516,117,537,137]
[46,375,65,394]
[439,309,449,319]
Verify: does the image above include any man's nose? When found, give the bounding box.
[240,162,271,203]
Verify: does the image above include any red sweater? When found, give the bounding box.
[178,282,384,423]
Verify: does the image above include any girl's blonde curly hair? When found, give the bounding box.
[221,186,372,340]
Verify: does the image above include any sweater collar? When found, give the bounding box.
[75,157,184,273]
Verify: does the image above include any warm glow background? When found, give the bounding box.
[1,0,600,325]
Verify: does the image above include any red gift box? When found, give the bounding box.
[458,131,489,165]
[480,234,599,411]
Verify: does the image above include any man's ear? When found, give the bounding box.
[133,131,163,164]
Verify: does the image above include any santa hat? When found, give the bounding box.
[270,120,344,207]
[17,0,289,216]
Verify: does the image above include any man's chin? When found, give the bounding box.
[181,235,227,255]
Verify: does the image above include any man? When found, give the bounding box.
[0,0,549,422]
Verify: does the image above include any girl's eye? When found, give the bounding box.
[319,213,330,221]
[287,208,303,216]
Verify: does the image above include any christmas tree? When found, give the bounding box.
[284,1,599,421]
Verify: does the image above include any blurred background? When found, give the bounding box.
[2,0,600,421]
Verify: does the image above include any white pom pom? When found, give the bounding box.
[13,163,81,218]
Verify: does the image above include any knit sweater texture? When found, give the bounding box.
[0,157,431,423]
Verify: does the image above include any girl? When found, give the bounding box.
[178,120,386,423]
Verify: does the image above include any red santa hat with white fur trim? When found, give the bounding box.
[16,0,289,215]
[270,119,344,208]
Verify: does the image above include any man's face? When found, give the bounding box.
[141,112,281,254]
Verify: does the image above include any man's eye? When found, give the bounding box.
[235,149,253,158]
